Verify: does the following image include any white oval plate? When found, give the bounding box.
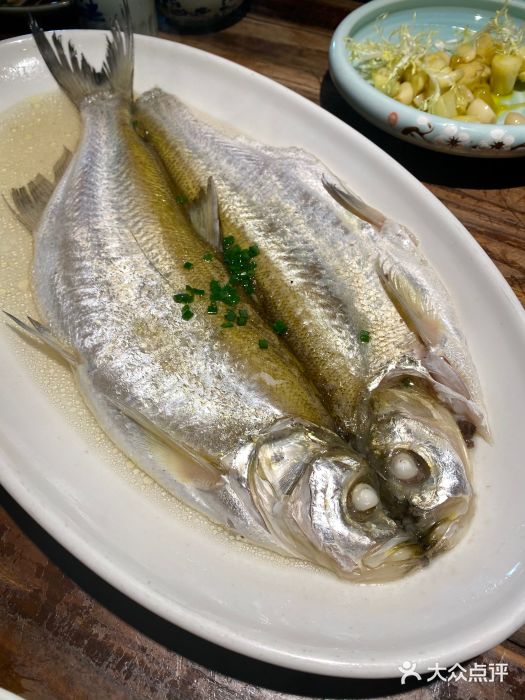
[1,31,525,679]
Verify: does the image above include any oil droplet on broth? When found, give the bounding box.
[0,91,317,573]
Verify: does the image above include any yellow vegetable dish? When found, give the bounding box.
[347,5,525,125]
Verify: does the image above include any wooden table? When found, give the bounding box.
[1,1,525,697]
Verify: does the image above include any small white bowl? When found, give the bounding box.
[329,0,525,157]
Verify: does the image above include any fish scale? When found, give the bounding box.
[268,151,419,369]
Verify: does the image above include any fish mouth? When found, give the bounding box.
[421,514,468,554]
[361,536,427,580]
[419,498,472,554]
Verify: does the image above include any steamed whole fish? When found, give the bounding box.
[135,88,488,551]
[4,14,425,580]
[136,90,488,441]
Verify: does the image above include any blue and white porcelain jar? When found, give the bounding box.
[157,0,246,29]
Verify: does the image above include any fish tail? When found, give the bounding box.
[30,0,133,108]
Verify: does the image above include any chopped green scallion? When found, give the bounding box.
[175,195,188,205]
[208,279,239,305]
[359,330,371,343]
[225,309,236,322]
[181,305,194,321]
[207,304,218,314]
[220,284,240,306]
[258,338,269,349]
[210,279,221,298]
[272,319,288,335]
[183,261,193,270]
[221,321,234,329]
[186,285,205,296]
[202,252,214,262]
[173,292,193,304]
[221,234,259,295]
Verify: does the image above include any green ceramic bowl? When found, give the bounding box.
[329,0,525,157]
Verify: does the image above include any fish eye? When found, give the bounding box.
[348,482,380,513]
[389,450,429,484]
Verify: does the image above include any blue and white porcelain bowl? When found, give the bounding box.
[329,0,525,157]
[75,0,157,35]
[157,0,245,28]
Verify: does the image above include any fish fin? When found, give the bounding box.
[376,257,491,440]
[30,1,133,108]
[3,312,79,365]
[187,176,222,251]
[322,177,386,228]
[106,395,222,489]
[7,175,54,231]
[426,376,491,443]
[53,146,73,181]
[6,147,72,232]
[377,253,446,348]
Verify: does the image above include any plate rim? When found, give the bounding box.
[1,29,525,679]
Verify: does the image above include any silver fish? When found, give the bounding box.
[135,87,488,551]
[4,14,424,580]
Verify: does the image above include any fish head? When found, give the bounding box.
[248,418,425,580]
[367,377,473,554]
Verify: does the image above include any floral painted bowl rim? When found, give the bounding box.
[329,0,525,156]
[157,0,245,16]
